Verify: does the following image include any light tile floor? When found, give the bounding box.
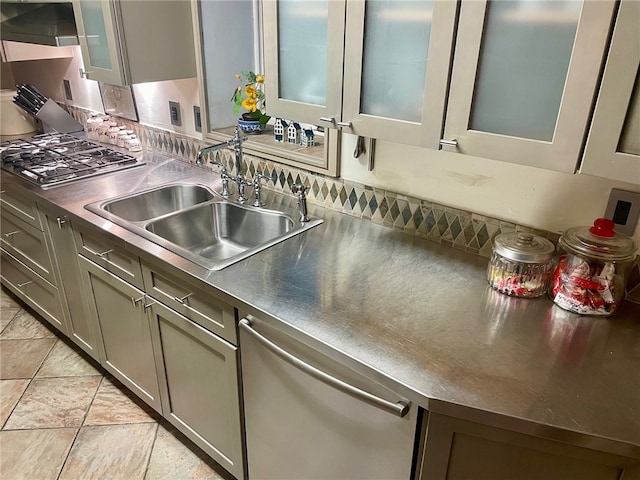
[0,287,233,480]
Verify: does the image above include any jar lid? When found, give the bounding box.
[559,218,637,261]
[492,232,555,263]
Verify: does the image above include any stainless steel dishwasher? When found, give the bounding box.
[239,316,418,480]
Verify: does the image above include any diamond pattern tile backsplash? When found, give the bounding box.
[67,106,640,302]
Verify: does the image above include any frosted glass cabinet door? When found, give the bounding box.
[263,0,346,126]
[72,0,126,85]
[443,0,617,173]
[342,0,458,147]
[581,0,640,185]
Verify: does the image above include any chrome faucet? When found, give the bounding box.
[252,173,273,207]
[291,183,309,222]
[211,160,231,198]
[195,126,249,202]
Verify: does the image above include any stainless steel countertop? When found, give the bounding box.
[3,151,639,458]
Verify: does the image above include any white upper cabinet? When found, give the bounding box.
[580,0,640,185]
[263,0,346,128]
[442,0,616,173]
[72,0,196,86]
[264,0,458,148]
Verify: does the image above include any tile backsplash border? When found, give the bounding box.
[67,106,640,302]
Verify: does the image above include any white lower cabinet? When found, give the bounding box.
[74,229,245,478]
[1,247,66,330]
[78,255,163,413]
[0,187,68,334]
[41,206,102,361]
[148,301,244,480]
[417,413,640,480]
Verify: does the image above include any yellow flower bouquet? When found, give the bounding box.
[232,71,270,125]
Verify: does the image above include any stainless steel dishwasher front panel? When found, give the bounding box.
[239,316,418,480]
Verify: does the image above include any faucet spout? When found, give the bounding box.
[195,127,246,168]
[196,138,234,166]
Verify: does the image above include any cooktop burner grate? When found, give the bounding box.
[1,133,145,189]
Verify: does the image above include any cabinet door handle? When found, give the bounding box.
[95,249,114,258]
[173,293,193,304]
[143,299,157,311]
[239,318,411,418]
[17,281,33,288]
[336,121,352,129]
[319,117,336,125]
[131,296,144,308]
[439,138,458,148]
[3,230,20,238]
[56,217,67,229]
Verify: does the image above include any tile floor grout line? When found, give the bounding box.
[1,308,35,431]
[142,422,162,480]
[1,289,231,479]
[32,337,61,379]
[54,426,82,480]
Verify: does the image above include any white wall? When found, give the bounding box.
[6,47,639,246]
[341,134,640,245]
[7,46,200,137]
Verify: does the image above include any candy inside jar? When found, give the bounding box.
[551,218,637,316]
[487,232,555,298]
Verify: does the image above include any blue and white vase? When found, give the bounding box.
[237,118,265,135]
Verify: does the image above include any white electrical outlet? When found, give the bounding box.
[605,189,640,236]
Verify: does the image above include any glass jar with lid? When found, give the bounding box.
[551,218,637,316]
[86,113,103,141]
[124,134,142,152]
[487,231,556,298]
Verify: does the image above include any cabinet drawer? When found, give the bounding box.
[142,263,237,344]
[1,247,65,332]
[75,229,144,289]
[0,187,41,229]
[1,210,55,283]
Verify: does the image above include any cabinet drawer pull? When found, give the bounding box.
[95,249,114,258]
[239,318,411,418]
[173,293,193,304]
[3,230,20,238]
[439,138,458,148]
[319,117,336,125]
[336,121,352,129]
[131,296,145,308]
[17,281,33,288]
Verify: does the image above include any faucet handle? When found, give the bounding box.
[291,183,308,197]
[209,160,231,197]
[210,159,227,173]
[253,173,273,207]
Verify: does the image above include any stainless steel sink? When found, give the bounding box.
[146,202,304,269]
[97,183,215,221]
[85,182,322,270]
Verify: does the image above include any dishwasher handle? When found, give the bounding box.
[239,318,411,418]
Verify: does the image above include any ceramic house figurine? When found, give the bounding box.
[274,118,288,142]
[287,121,301,144]
[300,128,315,147]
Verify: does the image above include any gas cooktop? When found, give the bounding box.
[0,133,145,189]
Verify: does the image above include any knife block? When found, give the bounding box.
[35,99,84,134]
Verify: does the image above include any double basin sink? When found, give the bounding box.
[85,182,322,270]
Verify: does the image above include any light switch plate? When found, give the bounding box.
[169,101,181,127]
[604,188,640,236]
[63,79,72,101]
[193,106,201,132]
